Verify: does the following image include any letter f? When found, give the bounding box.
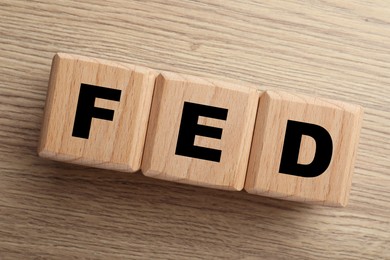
[72,83,122,139]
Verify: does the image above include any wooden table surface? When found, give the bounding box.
[1,1,389,259]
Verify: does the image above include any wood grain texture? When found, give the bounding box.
[142,72,259,191]
[38,53,157,172]
[245,91,363,207]
[0,0,389,259]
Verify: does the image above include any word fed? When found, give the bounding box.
[38,53,363,207]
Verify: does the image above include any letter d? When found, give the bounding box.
[279,120,333,178]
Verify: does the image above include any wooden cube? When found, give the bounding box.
[38,53,157,172]
[141,72,260,190]
[245,91,363,206]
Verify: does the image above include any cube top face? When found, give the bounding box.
[38,53,157,172]
[245,91,363,206]
[142,72,261,191]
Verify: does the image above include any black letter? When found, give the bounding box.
[175,102,228,162]
[279,120,333,177]
[72,84,121,139]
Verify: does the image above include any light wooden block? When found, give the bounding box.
[245,91,363,206]
[38,53,157,172]
[142,72,260,190]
